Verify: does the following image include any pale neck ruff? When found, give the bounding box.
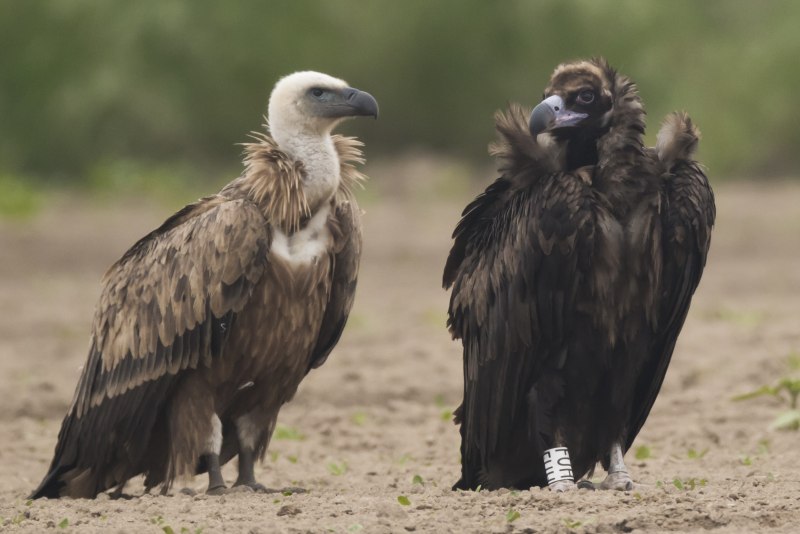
[272,128,341,210]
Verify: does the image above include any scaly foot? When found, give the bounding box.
[599,470,634,491]
[206,483,228,495]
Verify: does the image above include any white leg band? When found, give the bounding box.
[544,447,574,484]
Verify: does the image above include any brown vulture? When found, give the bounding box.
[444,58,715,492]
[31,72,378,498]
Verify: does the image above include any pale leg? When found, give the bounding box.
[205,414,227,495]
[599,442,634,491]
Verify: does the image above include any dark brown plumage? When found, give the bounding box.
[31,71,377,498]
[444,58,715,491]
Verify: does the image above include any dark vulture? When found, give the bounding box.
[31,72,378,498]
[444,58,715,492]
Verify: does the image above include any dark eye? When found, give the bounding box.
[311,88,324,98]
[577,90,595,105]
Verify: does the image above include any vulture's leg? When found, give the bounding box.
[204,414,227,495]
[599,442,634,491]
[232,414,270,492]
[168,375,227,495]
[205,452,226,495]
[544,441,576,492]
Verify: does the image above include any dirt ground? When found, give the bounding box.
[1,175,799,533]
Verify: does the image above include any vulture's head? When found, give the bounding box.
[528,58,642,169]
[268,71,379,140]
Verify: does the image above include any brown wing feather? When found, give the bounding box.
[625,114,715,450]
[447,170,616,489]
[32,197,271,498]
[307,194,362,372]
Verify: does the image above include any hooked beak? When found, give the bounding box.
[529,95,588,137]
[340,87,379,119]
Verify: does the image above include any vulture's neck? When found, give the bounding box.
[563,131,602,170]
[273,129,341,212]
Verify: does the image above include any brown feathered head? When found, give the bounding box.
[528,57,644,168]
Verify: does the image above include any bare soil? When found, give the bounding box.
[1,178,799,533]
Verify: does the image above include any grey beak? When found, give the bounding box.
[342,87,379,119]
[529,95,587,136]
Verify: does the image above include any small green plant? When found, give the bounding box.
[440,409,453,422]
[634,445,652,460]
[397,495,411,506]
[734,378,800,430]
[395,454,412,465]
[740,455,752,466]
[287,455,298,464]
[412,475,424,485]
[327,461,347,476]
[506,509,520,523]
[58,518,69,529]
[563,518,583,528]
[687,448,708,459]
[274,426,306,440]
[351,412,368,426]
[671,477,707,490]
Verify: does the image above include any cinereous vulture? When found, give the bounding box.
[444,58,715,492]
[31,72,378,498]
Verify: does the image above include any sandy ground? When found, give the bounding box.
[1,175,799,533]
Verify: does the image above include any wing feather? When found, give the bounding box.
[625,153,715,451]
[306,193,362,372]
[31,197,271,498]
[447,170,602,486]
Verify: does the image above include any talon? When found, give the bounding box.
[599,470,635,491]
[233,481,269,493]
[549,479,577,492]
[206,484,228,495]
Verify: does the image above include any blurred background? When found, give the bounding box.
[1,4,800,528]
[1,0,799,213]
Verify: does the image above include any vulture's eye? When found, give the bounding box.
[577,90,595,105]
[310,88,325,98]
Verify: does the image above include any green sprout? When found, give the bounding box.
[274,426,306,440]
[734,378,800,430]
[634,445,652,460]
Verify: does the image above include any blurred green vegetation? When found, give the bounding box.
[1,0,798,193]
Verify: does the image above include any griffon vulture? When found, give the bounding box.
[444,58,715,492]
[31,71,378,499]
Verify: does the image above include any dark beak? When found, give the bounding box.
[529,95,587,137]
[341,87,379,119]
